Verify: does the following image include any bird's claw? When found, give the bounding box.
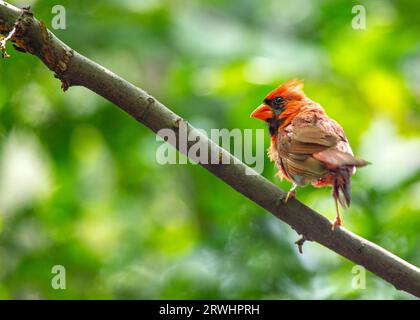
[331,216,342,231]
[282,190,296,203]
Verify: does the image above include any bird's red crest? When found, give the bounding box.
[265,79,305,101]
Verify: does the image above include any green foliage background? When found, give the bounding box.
[0,0,419,299]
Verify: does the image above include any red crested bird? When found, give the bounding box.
[251,80,369,230]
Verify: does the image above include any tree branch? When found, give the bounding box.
[1,1,419,298]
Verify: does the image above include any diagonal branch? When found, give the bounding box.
[1,1,419,298]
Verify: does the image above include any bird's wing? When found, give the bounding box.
[278,115,366,182]
[278,125,335,181]
[287,125,339,154]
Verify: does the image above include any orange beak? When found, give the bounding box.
[250,104,273,121]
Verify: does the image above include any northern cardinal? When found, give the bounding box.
[251,80,369,230]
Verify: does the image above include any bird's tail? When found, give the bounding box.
[327,153,369,208]
[333,167,352,209]
[330,156,369,228]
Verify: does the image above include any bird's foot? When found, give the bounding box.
[331,216,342,231]
[282,189,296,203]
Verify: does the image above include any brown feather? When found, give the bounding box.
[313,149,369,169]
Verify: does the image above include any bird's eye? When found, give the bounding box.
[272,97,284,108]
